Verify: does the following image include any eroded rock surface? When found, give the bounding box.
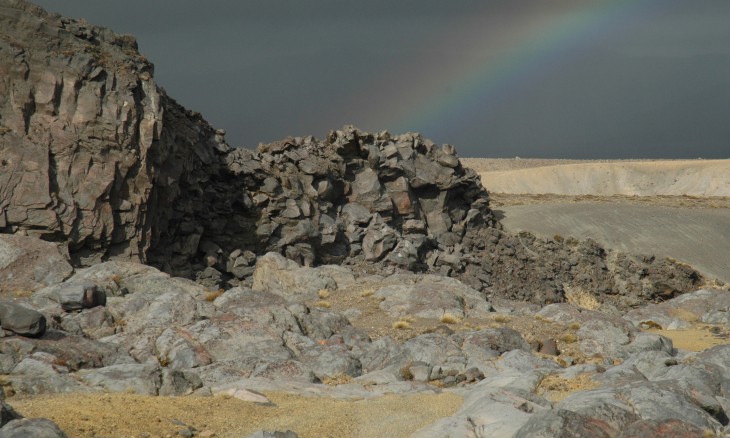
[0,2,726,436]
[0,0,228,267]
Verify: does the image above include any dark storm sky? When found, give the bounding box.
[34,0,730,158]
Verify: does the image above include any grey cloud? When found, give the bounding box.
[33,0,730,158]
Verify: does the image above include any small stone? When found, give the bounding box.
[539,338,560,356]
[462,367,484,383]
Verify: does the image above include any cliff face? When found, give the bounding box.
[0,1,702,307]
[0,0,494,278]
[0,0,228,266]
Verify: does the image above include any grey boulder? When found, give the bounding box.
[57,282,106,312]
[0,302,46,337]
[513,409,616,438]
[0,418,69,438]
[0,235,73,296]
[76,364,162,395]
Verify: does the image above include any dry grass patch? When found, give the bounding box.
[359,287,377,297]
[564,286,601,310]
[321,373,353,386]
[560,333,578,344]
[537,373,600,402]
[393,320,412,330]
[10,290,32,298]
[317,289,330,299]
[645,325,730,351]
[440,313,462,325]
[205,289,224,302]
[314,300,331,309]
[492,314,511,323]
[639,320,663,330]
[400,366,414,381]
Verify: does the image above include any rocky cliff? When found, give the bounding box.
[0,0,495,279]
[0,0,228,267]
[0,0,703,309]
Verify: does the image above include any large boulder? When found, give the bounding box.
[251,252,337,301]
[0,301,46,337]
[0,235,72,296]
[57,283,106,312]
[0,418,69,438]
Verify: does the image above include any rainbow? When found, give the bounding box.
[336,0,666,146]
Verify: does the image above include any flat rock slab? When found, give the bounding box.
[497,202,730,282]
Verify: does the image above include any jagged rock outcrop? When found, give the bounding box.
[0,0,228,267]
[0,1,494,281]
[0,0,704,308]
[174,127,495,277]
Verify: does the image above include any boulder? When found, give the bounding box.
[158,368,204,396]
[251,252,336,300]
[372,274,492,320]
[76,364,162,395]
[362,219,398,261]
[0,302,46,337]
[558,390,639,432]
[617,419,709,438]
[0,418,69,438]
[514,409,616,438]
[0,402,21,428]
[8,356,85,395]
[57,283,106,312]
[0,235,72,296]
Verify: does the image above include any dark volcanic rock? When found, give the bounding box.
[0,0,228,269]
[218,127,495,276]
[0,4,723,438]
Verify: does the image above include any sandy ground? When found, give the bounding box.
[11,391,462,438]
[648,326,730,352]
[464,159,730,197]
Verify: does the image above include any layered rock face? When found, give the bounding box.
[0,0,228,266]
